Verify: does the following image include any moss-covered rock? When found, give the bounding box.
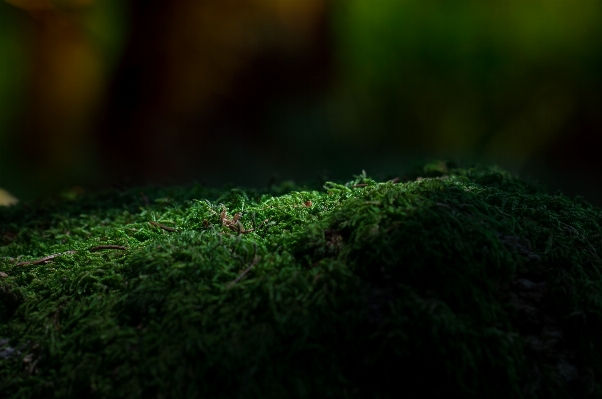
[0,160,601,398]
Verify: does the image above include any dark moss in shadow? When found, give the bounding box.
[1,160,601,398]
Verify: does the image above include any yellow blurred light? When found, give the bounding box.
[0,188,18,206]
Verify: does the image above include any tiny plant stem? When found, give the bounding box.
[140,191,150,206]
[226,256,261,288]
[149,221,178,232]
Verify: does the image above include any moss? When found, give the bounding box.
[0,159,601,398]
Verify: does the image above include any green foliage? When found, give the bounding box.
[1,160,602,398]
[330,0,602,171]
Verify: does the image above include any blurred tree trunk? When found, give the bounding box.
[96,0,332,187]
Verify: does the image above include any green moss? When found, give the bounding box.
[0,160,601,398]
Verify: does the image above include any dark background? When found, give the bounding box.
[1,0,601,205]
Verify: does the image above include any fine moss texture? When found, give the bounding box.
[1,160,601,398]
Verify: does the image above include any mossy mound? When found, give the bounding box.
[1,160,601,398]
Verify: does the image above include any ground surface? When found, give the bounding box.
[1,160,601,398]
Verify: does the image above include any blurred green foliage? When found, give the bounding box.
[329,0,602,160]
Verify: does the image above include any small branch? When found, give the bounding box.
[149,221,178,232]
[226,256,261,288]
[17,250,78,266]
[228,221,257,234]
[89,245,127,252]
[255,218,269,231]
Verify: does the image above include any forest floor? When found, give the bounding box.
[1,160,601,398]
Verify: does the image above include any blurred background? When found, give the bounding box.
[1,0,601,206]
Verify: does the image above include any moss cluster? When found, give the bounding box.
[1,160,601,398]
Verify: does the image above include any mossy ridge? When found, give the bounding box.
[0,160,600,398]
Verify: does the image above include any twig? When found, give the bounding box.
[256,218,269,230]
[16,250,78,266]
[227,256,261,288]
[89,245,127,252]
[149,221,178,232]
